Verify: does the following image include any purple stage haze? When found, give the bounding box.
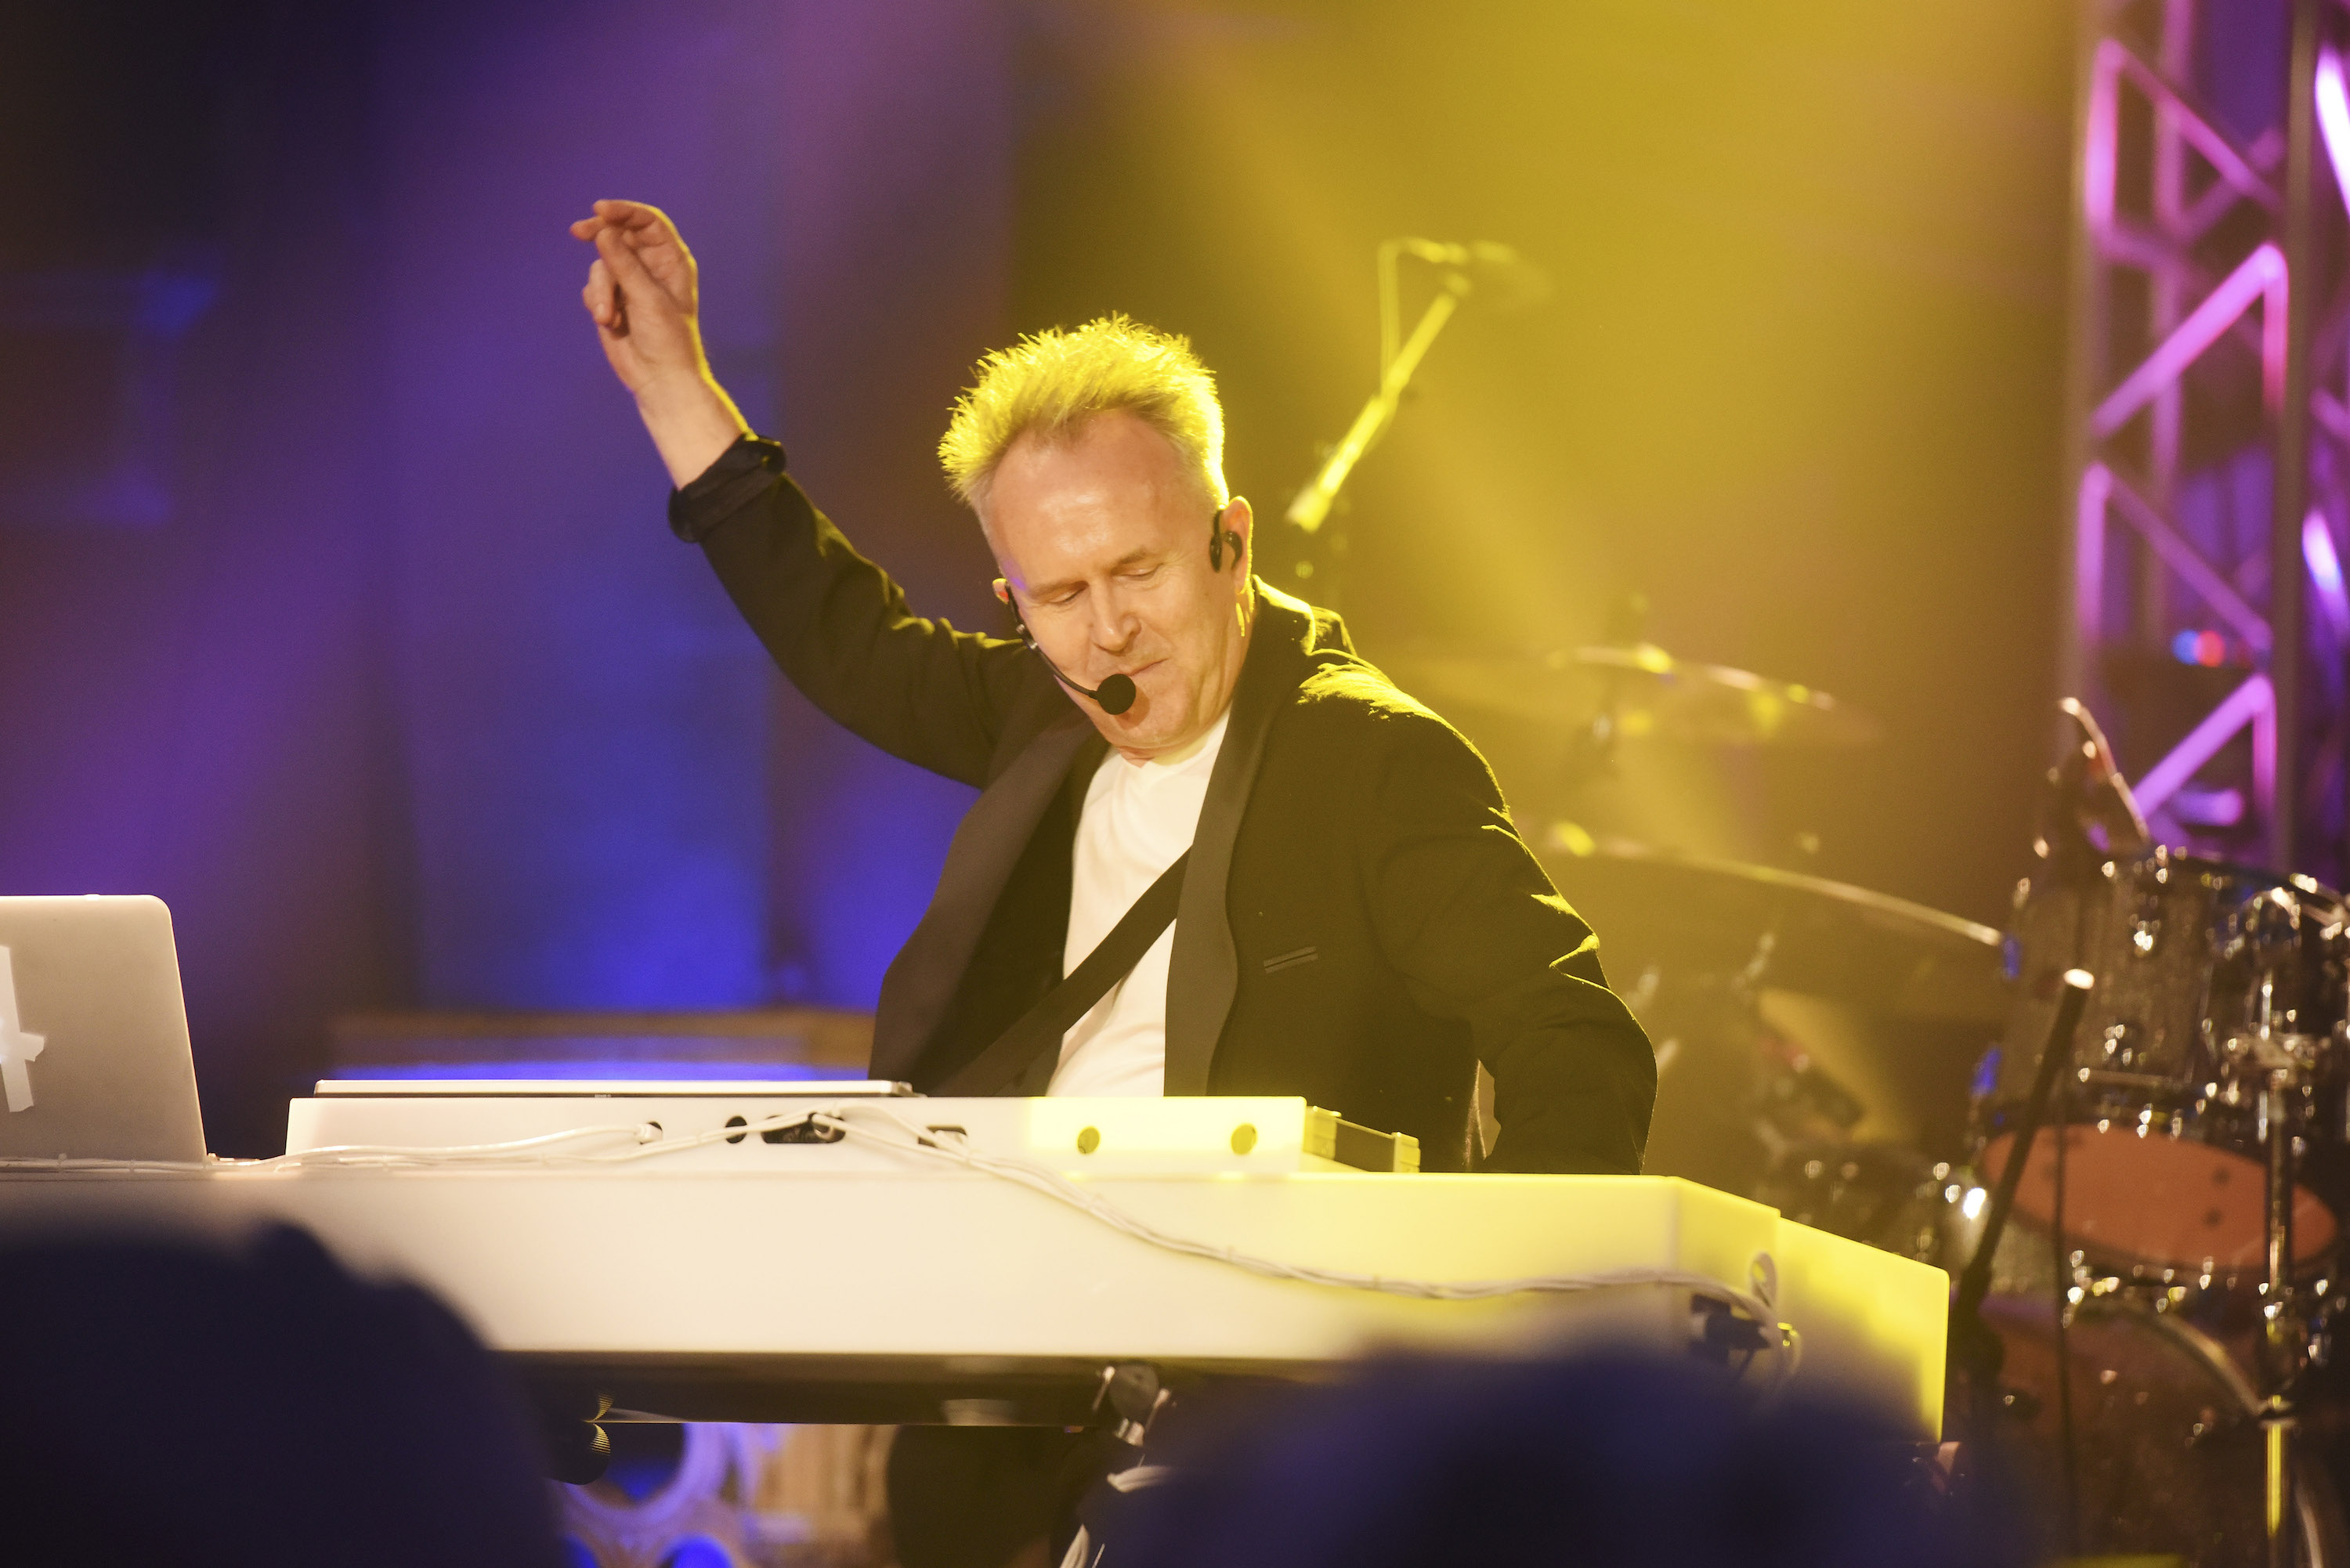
[0,0,1012,1152]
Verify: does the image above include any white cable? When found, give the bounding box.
[0,1118,701,1176]
[266,1123,663,1166]
[807,1104,1803,1387]
[0,1155,219,1176]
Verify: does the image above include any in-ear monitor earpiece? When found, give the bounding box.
[1208,508,1242,572]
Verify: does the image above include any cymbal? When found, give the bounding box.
[1541,839,2008,1027]
[1380,641,1882,746]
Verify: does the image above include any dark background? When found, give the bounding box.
[0,0,2073,1153]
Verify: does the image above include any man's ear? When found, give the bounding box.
[1222,497,1253,574]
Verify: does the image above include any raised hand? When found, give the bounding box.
[571,200,748,486]
[571,201,702,393]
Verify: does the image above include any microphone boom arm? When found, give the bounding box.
[1286,265,1473,535]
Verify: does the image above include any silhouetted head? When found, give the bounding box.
[1112,1351,2020,1568]
[0,1223,565,1567]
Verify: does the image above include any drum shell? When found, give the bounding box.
[1971,1293,2349,1566]
[1979,854,2350,1273]
[1994,854,2349,1107]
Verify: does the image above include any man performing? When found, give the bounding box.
[569,198,1653,1176]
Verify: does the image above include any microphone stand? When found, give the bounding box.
[1947,969,2095,1511]
[1285,247,1479,606]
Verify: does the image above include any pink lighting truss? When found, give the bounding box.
[2062,0,2349,877]
[2075,460,2275,653]
[2130,671,2276,818]
[2319,45,2350,211]
[2088,243,2284,437]
[2083,36,2281,235]
[2308,507,2350,643]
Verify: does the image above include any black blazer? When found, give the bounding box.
[672,437,1655,1173]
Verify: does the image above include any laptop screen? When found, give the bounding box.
[0,895,207,1163]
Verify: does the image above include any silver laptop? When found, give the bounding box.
[0,895,208,1162]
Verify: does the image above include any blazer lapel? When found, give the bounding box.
[871,707,1097,1079]
[1162,584,1327,1093]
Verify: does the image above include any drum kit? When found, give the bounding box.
[1388,637,2350,1563]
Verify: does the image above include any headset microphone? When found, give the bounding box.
[1018,626,1138,715]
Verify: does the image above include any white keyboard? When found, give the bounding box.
[0,1089,1949,1436]
[289,1083,1423,1173]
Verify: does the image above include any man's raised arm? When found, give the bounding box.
[570,199,751,488]
[566,200,1047,787]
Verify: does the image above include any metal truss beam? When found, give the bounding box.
[2062,0,2348,879]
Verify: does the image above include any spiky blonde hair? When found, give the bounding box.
[939,314,1227,515]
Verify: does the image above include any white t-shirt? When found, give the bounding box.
[1047,711,1231,1097]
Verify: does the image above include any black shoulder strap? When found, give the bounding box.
[936,850,1191,1096]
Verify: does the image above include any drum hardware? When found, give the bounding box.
[2078,1066,2190,1089]
[2255,1046,2316,1568]
[1751,1144,1952,1264]
[1613,918,1875,1193]
[1754,1042,1867,1143]
[2042,698,2153,874]
[1726,931,1868,1154]
[1379,638,1884,750]
[1950,968,2097,1526]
